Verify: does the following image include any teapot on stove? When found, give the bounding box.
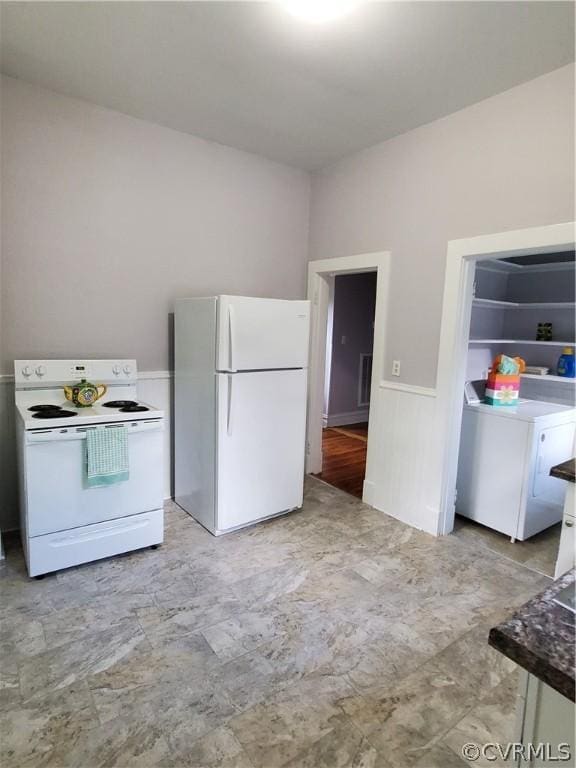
[64,379,107,408]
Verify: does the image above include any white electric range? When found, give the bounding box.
[15,359,164,577]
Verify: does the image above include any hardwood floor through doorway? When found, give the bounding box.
[313,423,368,498]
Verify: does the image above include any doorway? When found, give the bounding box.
[315,272,377,497]
[306,252,391,503]
[456,252,574,573]
[434,222,575,577]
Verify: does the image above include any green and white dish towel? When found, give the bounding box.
[86,425,129,487]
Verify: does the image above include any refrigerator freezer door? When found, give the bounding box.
[216,369,307,532]
[216,296,310,372]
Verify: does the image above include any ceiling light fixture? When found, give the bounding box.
[279,0,363,24]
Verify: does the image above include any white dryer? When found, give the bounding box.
[456,400,576,541]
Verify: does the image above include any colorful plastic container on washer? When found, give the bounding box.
[484,372,520,406]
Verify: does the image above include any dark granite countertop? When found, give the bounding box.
[489,569,575,701]
[550,458,575,484]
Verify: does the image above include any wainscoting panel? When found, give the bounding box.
[363,380,439,535]
[0,372,173,532]
[0,377,18,531]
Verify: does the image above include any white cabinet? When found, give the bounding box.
[516,670,574,767]
[555,483,575,578]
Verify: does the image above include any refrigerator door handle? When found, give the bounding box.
[228,304,237,372]
[226,374,234,436]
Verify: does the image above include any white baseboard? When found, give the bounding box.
[325,410,369,427]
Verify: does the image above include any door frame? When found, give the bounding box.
[434,221,575,536]
[306,252,391,500]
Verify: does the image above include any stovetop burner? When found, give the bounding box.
[102,400,138,409]
[119,405,150,412]
[29,404,62,412]
[32,409,78,419]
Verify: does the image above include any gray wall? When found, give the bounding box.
[0,75,311,530]
[0,76,311,375]
[309,64,575,388]
[327,272,376,420]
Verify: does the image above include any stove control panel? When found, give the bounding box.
[14,360,138,387]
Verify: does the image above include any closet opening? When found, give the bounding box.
[452,249,575,576]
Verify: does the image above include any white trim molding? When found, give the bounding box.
[379,380,436,398]
[306,251,391,488]
[138,370,172,380]
[433,221,576,537]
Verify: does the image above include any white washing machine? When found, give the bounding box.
[456,400,576,541]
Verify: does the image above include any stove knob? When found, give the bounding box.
[35,365,46,377]
[112,365,121,375]
[123,364,132,375]
[22,365,32,378]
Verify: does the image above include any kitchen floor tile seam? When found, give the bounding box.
[286,706,391,768]
[160,718,259,768]
[35,606,143,652]
[436,669,521,766]
[363,727,440,768]
[450,530,557,580]
[340,646,487,728]
[22,607,146,658]
[0,673,23,711]
[130,611,235,670]
[337,636,442,701]
[353,736,395,768]
[348,675,483,768]
[79,683,104,733]
[407,675,513,768]
[124,612,295,707]
[361,733,397,768]
[225,681,363,767]
[15,637,156,709]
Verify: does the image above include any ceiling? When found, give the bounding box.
[1,1,574,169]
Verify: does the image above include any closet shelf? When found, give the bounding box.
[473,298,575,310]
[469,339,575,347]
[521,374,576,383]
[476,260,575,274]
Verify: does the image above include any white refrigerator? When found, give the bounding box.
[174,295,310,535]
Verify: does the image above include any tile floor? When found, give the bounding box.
[453,516,561,578]
[0,477,551,768]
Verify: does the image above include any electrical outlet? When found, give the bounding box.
[341,335,346,345]
[392,360,401,376]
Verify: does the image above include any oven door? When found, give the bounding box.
[25,420,163,537]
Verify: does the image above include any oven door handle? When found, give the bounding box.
[27,419,163,443]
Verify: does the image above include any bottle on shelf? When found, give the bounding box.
[557,347,575,378]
